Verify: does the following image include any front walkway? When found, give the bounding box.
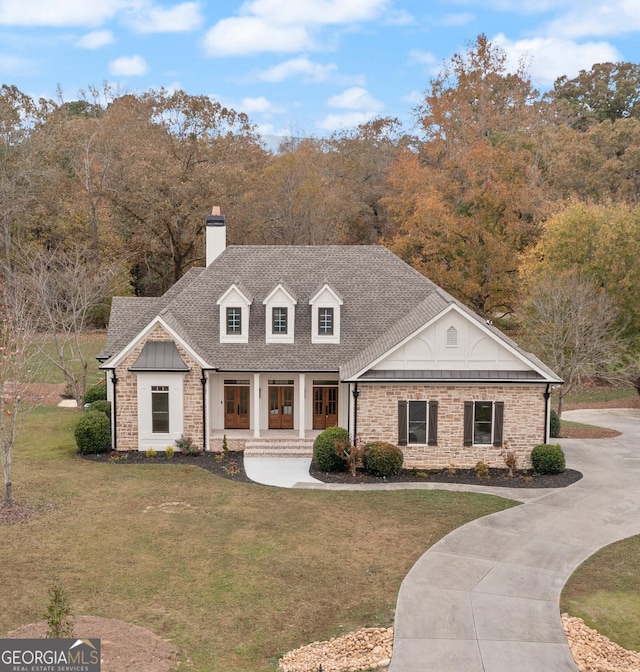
[244,408,640,672]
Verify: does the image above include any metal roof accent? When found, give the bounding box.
[129,341,189,372]
[358,369,545,381]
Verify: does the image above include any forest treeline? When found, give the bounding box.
[2,35,640,368]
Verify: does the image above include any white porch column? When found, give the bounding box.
[253,373,261,438]
[298,373,306,438]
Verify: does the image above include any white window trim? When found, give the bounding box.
[137,373,184,451]
[217,284,252,344]
[310,284,342,344]
[263,284,296,344]
[473,400,494,446]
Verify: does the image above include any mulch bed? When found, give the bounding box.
[81,450,581,489]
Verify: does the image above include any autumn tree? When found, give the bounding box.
[106,90,267,294]
[552,62,640,130]
[521,271,624,417]
[385,35,549,318]
[527,200,640,340]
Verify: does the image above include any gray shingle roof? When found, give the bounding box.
[102,244,561,383]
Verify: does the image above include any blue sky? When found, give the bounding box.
[1,0,639,138]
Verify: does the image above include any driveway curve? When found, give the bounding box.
[389,408,640,672]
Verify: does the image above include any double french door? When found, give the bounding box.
[224,384,250,429]
[269,385,294,429]
[313,385,338,430]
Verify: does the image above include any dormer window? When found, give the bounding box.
[272,307,288,334]
[310,282,342,344]
[264,282,296,344]
[226,307,242,335]
[319,307,334,335]
[217,283,252,343]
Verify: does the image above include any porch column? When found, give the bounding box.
[253,373,261,438]
[298,373,306,439]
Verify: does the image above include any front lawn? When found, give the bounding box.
[561,536,640,653]
[1,407,517,671]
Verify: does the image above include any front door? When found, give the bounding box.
[313,385,339,430]
[269,386,294,429]
[224,385,250,429]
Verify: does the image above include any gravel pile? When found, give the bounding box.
[279,617,640,672]
[278,627,392,672]
[562,614,640,672]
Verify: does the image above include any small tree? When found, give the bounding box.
[522,271,625,418]
[0,270,34,506]
[45,584,75,638]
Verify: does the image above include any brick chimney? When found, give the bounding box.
[206,206,226,266]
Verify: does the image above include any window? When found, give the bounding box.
[464,401,504,447]
[151,386,169,433]
[272,307,288,334]
[319,307,334,335]
[447,326,458,347]
[398,400,438,446]
[226,307,242,334]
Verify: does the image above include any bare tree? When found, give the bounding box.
[0,269,34,506]
[23,247,115,405]
[522,271,625,417]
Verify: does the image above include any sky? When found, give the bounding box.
[1,0,640,139]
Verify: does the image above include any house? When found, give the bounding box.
[99,209,562,469]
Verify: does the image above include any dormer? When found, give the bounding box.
[217,282,253,343]
[263,282,297,344]
[309,282,343,344]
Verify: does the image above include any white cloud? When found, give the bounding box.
[257,57,337,83]
[441,13,474,27]
[203,16,313,56]
[495,34,622,86]
[203,0,390,57]
[109,54,148,76]
[76,30,114,49]
[0,53,35,75]
[0,0,119,26]
[126,2,203,33]
[402,89,424,105]
[545,1,640,39]
[327,86,383,111]
[316,110,376,131]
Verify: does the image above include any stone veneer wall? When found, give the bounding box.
[356,384,547,470]
[114,325,204,451]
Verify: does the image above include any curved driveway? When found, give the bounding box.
[389,408,640,672]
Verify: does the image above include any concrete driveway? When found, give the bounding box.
[389,408,640,672]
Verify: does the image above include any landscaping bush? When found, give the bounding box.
[550,410,561,438]
[312,426,350,472]
[362,442,404,477]
[531,443,566,475]
[87,400,111,419]
[83,381,106,405]
[74,410,111,455]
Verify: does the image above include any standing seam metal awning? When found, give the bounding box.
[128,341,190,371]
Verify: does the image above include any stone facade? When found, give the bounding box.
[356,383,547,470]
[113,324,204,451]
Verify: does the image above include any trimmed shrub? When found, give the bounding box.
[362,442,404,477]
[550,410,561,439]
[531,443,566,475]
[75,410,111,455]
[88,400,111,419]
[83,381,106,405]
[312,426,350,472]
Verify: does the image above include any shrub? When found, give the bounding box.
[88,399,111,419]
[146,447,157,458]
[474,460,490,479]
[45,584,74,639]
[74,411,111,455]
[362,442,404,477]
[175,434,201,455]
[312,426,350,472]
[83,381,106,405]
[550,410,561,438]
[166,446,175,458]
[531,443,566,474]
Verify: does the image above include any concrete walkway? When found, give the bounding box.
[389,408,640,672]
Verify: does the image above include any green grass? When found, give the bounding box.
[29,331,106,386]
[555,385,637,407]
[561,536,640,652]
[1,407,518,671]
